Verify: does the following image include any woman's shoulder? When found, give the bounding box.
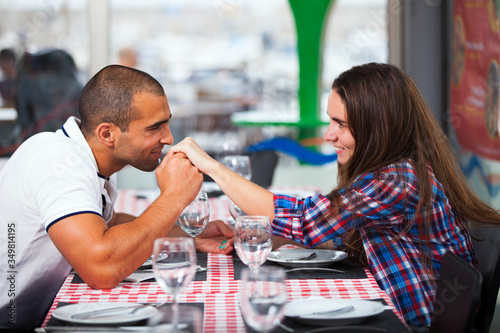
[358,160,417,181]
[349,161,420,196]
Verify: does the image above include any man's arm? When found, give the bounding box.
[48,153,202,289]
[109,212,235,252]
[107,211,135,227]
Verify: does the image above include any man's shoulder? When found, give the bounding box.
[6,131,94,179]
[17,131,84,160]
[23,130,72,147]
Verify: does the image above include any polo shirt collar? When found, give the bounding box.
[59,116,101,178]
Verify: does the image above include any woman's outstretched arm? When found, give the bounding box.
[169,137,275,219]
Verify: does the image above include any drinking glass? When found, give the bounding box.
[240,266,288,333]
[215,140,241,162]
[222,155,252,180]
[228,198,246,224]
[234,215,272,270]
[152,237,197,332]
[148,304,203,333]
[177,191,210,237]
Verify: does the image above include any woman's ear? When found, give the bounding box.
[95,122,117,147]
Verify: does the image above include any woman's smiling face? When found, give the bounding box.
[324,90,355,165]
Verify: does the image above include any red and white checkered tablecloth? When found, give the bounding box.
[41,188,406,332]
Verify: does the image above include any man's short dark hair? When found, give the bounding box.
[79,65,165,134]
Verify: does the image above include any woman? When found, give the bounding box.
[169,63,500,327]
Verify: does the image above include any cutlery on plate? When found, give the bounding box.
[37,327,139,332]
[286,252,317,261]
[71,303,160,320]
[137,265,207,273]
[302,305,355,317]
[37,323,187,332]
[279,323,295,332]
[285,267,345,274]
[304,325,387,333]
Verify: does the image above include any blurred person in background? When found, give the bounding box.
[118,47,138,68]
[0,48,16,108]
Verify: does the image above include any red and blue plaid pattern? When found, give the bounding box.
[273,161,476,327]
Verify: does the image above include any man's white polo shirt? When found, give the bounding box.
[0,117,118,329]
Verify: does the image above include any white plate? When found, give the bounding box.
[267,249,347,268]
[285,299,385,326]
[52,302,158,324]
[140,257,153,268]
[141,252,167,268]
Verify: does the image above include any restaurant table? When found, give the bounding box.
[38,188,410,333]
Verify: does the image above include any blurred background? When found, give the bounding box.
[0,0,388,192]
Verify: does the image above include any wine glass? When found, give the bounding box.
[177,191,210,237]
[234,215,273,270]
[222,155,252,180]
[215,140,241,162]
[152,237,197,332]
[240,266,288,333]
[222,155,251,223]
[228,198,246,224]
[148,304,203,333]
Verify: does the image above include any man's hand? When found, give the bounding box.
[195,220,234,255]
[155,151,203,207]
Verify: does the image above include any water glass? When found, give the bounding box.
[148,303,203,333]
[215,140,241,161]
[228,198,246,224]
[152,237,197,331]
[177,191,210,237]
[222,155,252,180]
[234,215,272,270]
[240,266,288,333]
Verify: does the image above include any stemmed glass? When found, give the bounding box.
[228,198,246,224]
[234,215,273,270]
[215,140,241,162]
[222,155,252,180]
[148,304,203,333]
[152,237,197,332]
[240,266,288,333]
[177,191,210,237]
[222,155,251,222]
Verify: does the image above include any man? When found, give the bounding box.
[0,65,234,330]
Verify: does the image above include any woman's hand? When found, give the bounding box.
[195,220,234,255]
[168,137,218,176]
[171,137,275,219]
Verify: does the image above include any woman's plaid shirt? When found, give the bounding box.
[272,161,476,327]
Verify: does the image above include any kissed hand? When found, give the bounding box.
[168,137,217,175]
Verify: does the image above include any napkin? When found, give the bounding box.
[123,271,156,283]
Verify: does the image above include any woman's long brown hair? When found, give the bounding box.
[327,63,500,267]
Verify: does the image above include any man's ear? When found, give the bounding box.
[95,122,117,147]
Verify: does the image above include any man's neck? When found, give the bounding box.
[86,135,123,178]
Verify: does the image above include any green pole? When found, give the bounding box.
[288,0,335,140]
